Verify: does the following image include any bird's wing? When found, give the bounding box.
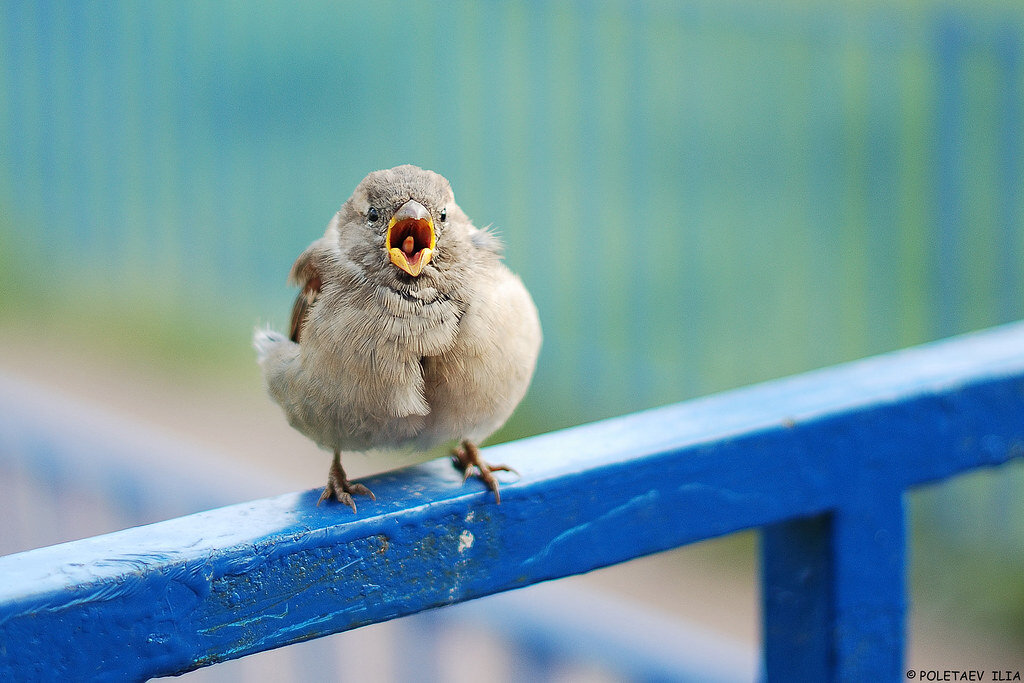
[288,244,324,344]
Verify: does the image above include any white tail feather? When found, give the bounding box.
[253,327,287,365]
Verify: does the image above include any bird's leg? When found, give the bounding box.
[451,440,517,504]
[318,450,375,512]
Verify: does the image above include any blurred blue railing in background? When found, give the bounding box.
[3,322,1024,681]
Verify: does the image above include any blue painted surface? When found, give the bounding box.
[762,515,834,679]
[2,322,1024,680]
[763,498,906,682]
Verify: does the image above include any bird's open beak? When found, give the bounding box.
[386,200,436,277]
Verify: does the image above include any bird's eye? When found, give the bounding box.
[367,207,380,223]
[439,208,447,222]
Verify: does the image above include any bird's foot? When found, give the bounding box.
[318,455,375,512]
[451,440,517,504]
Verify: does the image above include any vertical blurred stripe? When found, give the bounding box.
[520,2,563,420]
[864,14,902,356]
[592,4,634,414]
[895,25,934,347]
[995,23,1023,324]
[623,1,656,407]
[934,13,967,340]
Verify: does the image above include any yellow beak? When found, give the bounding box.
[386,200,436,277]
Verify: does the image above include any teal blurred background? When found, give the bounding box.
[2,0,1023,659]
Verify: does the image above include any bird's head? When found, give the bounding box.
[342,165,461,282]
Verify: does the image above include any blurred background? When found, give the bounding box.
[2,0,1023,679]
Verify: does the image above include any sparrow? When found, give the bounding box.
[254,165,542,511]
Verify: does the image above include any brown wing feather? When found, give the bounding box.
[288,246,324,344]
[289,273,321,343]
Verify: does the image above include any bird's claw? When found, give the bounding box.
[318,481,375,512]
[318,456,375,512]
[452,441,517,504]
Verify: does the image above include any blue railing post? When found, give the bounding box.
[763,514,833,678]
[763,492,906,681]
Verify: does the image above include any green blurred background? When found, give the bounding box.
[2,0,1023,657]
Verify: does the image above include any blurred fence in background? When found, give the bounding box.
[4,1,1024,423]
[1,0,1023,633]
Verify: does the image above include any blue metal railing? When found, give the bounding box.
[2,321,1024,681]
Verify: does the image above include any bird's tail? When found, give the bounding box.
[253,326,288,365]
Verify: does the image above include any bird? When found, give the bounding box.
[254,165,541,511]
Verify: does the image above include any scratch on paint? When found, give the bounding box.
[522,489,659,567]
[199,605,289,635]
[336,558,360,574]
